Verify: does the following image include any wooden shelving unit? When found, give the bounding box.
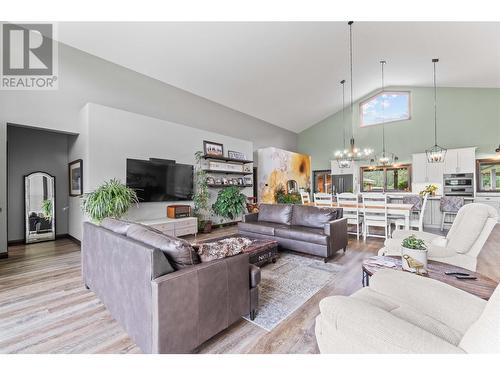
[202,169,253,176]
[207,184,253,188]
[202,154,253,164]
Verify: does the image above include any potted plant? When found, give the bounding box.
[193,151,212,233]
[401,235,428,275]
[212,186,246,222]
[274,184,302,204]
[82,178,139,223]
[419,184,438,197]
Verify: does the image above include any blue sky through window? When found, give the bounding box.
[361,91,410,126]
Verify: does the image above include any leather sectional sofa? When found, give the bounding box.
[238,204,348,262]
[82,219,260,354]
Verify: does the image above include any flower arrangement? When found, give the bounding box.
[419,184,438,196]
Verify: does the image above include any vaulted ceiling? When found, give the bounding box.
[57,22,500,133]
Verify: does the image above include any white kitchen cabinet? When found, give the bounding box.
[475,196,500,222]
[444,147,475,174]
[412,153,444,183]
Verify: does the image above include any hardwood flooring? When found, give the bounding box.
[0,225,498,354]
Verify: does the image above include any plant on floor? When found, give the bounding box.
[82,178,139,223]
[274,184,302,204]
[193,151,212,232]
[41,199,53,220]
[212,186,246,221]
[401,235,427,250]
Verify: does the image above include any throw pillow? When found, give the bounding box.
[196,237,252,262]
[258,204,293,225]
[126,224,199,269]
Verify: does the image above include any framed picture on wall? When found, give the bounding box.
[68,159,83,196]
[203,140,224,157]
[228,150,245,160]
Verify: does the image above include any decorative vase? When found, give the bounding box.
[401,247,428,274]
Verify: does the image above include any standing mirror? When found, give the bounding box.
[24,172,56,244]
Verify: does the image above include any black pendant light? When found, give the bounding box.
[425,58,447,163]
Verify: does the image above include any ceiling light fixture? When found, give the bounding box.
[374,60,397,167]
[334,21,373,165]
[425,58,447,163]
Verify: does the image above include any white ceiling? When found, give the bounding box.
[57,22,500,133]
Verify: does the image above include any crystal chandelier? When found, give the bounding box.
[334,21,373,167]
[426,58,447,163]
[374,60,397,166]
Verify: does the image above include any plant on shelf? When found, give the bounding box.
[82,178,139,223]
[193,151,212,233]
[401,234,428,275]
[212,186,246,221]
[41,199,53,220]
[274,184,302,204]
[419,184,438,196]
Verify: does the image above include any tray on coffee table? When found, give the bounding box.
[195,234,278,267]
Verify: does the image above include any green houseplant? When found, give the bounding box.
[82,178,139,223]
[401,235,428,274]
[274,184,302,204]
[193,151,212,233]
[212,186,246,222]
[41,199,53,220]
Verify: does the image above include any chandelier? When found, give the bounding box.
[425,58,447,163]
[334,21,373,167]
[374,60,397,166]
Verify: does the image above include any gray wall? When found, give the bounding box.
[0,123,6,253]
[7,126,69,242]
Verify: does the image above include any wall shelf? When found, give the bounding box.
[202,169,253,176]
[207,184,253,188]
[202,154,253,164]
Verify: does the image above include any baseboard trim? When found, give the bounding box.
[8,233,77,246]
[66,234,81,245]
[0,252,8,259]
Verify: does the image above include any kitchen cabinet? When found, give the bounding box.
[475,196,500,222]
[412,153,444,183]
[444,147,476,174]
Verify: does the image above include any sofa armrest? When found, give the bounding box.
[318,295,464,353]
[151,253,251,353]
[370,269,486,335]
[243,213,259,222]
[324,217,348,254]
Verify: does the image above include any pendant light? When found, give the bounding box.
[335,79,352,168]
[425,58,447,163]
[334,21,373,165]
[375,60,396,166]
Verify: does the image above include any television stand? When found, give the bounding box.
[139,217,198,237]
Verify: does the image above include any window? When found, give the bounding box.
[360,91,410,127]
[477,159,500,192]
[361,165,411,192]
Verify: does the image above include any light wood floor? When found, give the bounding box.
[1,225,498,354]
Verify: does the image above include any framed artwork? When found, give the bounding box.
[68,159,83,196]
[228,150,245,160]
[203,141,224,157]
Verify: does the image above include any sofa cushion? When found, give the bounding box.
[238,221,288,236]
[196,237,252,262]
[126,224,199,269]
[291,205,342,229]
[101,218,132,235]
[446,204,490,254]
[274,225,328,245]
[258,204,293,225]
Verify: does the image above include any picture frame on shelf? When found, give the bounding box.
[206,176,215,185]
[231,178,238,185]
[215,178,222,185]
[238,178,244,185]
[244,176,252,185]
[68,159,83,196]
[203,140,224,157]
[222,178,229,185]
[228,150,245,160]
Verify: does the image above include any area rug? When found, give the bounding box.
[244,253,341,331]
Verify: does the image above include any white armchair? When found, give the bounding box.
[379,203,498,271]
[315,269,500,353]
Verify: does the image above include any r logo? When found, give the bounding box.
[2,23,53,76]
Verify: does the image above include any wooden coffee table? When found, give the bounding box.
[362,256,497,300]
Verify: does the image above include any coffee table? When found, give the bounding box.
[362,256,497,300]
[196,234,278,267]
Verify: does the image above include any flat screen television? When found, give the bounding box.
[126,159,194,202]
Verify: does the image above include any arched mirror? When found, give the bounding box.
[24,172,55,244]
[286,179,298,194]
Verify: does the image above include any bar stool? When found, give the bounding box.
[440,196,465,231]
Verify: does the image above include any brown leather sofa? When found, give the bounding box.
[238,204,348,262]
[82,220,260,354]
